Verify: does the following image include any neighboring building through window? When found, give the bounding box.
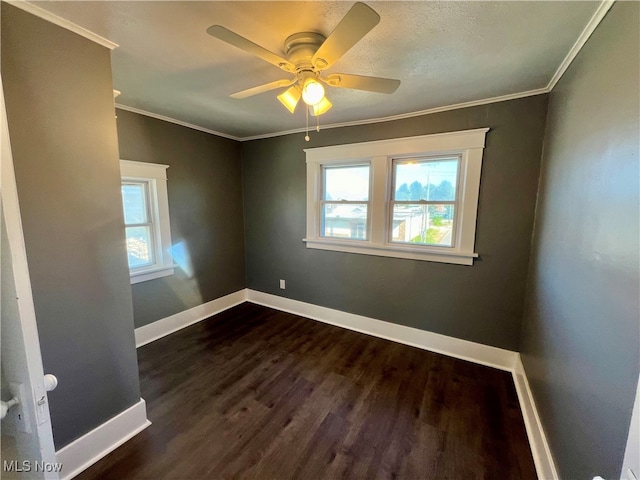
[322,163,370,240]
[120,160,174,283]
[304,128,489,265]
[390,156,459,247]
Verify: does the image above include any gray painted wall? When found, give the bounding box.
[242,95,548,351]
[519,3,640,478]
[2,4,141,449]
[116,109,246,328]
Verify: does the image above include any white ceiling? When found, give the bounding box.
[29,1,603,139]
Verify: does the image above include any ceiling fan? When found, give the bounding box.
[206,2,401,118]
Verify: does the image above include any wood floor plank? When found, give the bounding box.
[76,303,537,480]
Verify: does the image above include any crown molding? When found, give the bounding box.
[114,104,242,141]
[114,88,545,143]
[244,0,615,142]
[6,1,118,50]
[16,0,611,142]
[241,87,549,142]
[546,0,615,90]
[114,0,613,145]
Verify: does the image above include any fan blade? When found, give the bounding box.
[312,2,380,70]
[323,73,400,94]
[230,78,296,99]
[207,25,295,73]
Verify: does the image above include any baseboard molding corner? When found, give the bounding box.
[56,398,150,480]
[134,289,248,347]
[246,289,518,372]
[245,290,555,479]
[512,355,559,480]
[105,291,553,480]
[131,288,553,479]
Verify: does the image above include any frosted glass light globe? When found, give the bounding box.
[302,79,325,106]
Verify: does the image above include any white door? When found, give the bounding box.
[621,375,639,480]
[1,76,59,479]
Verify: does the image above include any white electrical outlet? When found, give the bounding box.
[279,279,286,289]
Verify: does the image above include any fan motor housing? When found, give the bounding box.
[285,32,326,70]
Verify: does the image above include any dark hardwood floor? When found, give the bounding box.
[77,303,536,479]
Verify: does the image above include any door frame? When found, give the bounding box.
[1,74,58,478]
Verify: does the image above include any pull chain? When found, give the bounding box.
[305,106,310,142]
[316,113,320,132]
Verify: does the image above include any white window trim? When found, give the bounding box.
[120,160,175,283]
[304,128,489,266]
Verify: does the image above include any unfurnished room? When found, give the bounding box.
[0,1,638,479]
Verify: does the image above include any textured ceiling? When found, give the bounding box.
[31,1,601,139]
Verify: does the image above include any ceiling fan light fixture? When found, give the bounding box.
[207,2,400,140]
[301,78,325,106]
[277,85,301,113]
[310,96,332,116]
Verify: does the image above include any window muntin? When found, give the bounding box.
[390,157,459,247]
[120,160,174,283]
[321,163,370,240]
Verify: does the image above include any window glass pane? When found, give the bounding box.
[323,164,370,201]
[122,183,148,224]
[322,204,368,240]
[125,226,154,268]
[391,204,455,246]
[394,159,458,201]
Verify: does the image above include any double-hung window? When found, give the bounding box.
[321,163,371,240]
[390,156,459,247]
[122,180,155,267]
[304,128,488,265]
[120,160,174,283]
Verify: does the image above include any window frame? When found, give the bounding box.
[304,128,489,266]
[120,160,174,283]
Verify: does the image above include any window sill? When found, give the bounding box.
[130,264,176,284]
[303,238,477,266]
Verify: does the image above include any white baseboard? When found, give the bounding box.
[246,289,518,372]
[55,398,151,480]
[513,356,559,480]
[247,290,556,480]
[134,289,247,347]
[132,288,555,480]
